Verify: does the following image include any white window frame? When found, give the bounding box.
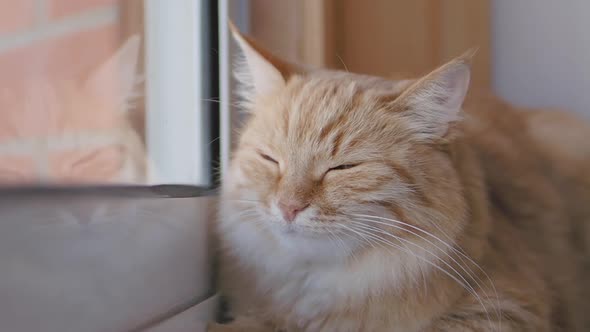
[144,0,211,186]
[0,2,253,329]
[144,0,249,186]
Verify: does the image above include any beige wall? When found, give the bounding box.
[493,0,590,117]
[249,0,490,88]
[249,0,334,67]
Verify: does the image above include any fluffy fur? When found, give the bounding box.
[0,36,146,184]
[211,27,590,331]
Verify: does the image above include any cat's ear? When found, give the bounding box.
[85,35,141,106]
[396,50,473,140]
[229,21,296,97]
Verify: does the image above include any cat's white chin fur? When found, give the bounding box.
[219,197,432,329]
[219,126,440,330]
[219,199,357,265]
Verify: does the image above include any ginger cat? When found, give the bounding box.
[0,36,146,184]
[211,26,590,331]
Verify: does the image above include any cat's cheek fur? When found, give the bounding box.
[220,197,356,265]
[219,192,428,328]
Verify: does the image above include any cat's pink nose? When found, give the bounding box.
[278,200,309,222]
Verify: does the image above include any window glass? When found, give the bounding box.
[0,0,218,187]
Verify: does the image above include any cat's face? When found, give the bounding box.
[0,36,145,184]
[222,28,472,263]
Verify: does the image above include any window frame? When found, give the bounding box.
[144,0,220,188]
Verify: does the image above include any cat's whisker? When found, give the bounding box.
[338,223,425,272]
[346,226,444,291]
[352,213,494,282]
[326,228,351,257]
[208,136,220,145]
[325,229,338,250]
[336,54,349,73]
[352,219,501,328]
[227,198,262,203]
[339,221,411,272]
[350,213,501,326]
[425,221,503,329]
[350,221,497,326]
[351,217,488,295]
[350,220,480,293]
[348,223,492,329]
[228,201,260,207]
[343,224,463,293]
[337,224,393,266]
[228,205,257,212]
[338,223,380,252]
[332,227,364,265]
[202,98,242,108]
[225,207,259,221]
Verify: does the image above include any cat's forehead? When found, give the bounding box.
[290,71,409,99]
[278,72,407,127]
[247,71,412,157]
[282,71,410,118]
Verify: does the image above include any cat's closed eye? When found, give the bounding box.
[258,151,279,165]
[328,164,359,172]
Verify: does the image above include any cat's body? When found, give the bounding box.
[212,27,590,332]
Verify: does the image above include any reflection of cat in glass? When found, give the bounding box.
[0,36,146,184]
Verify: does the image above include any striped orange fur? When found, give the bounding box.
[212,26,590,332]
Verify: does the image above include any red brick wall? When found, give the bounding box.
[0,0,123,84]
